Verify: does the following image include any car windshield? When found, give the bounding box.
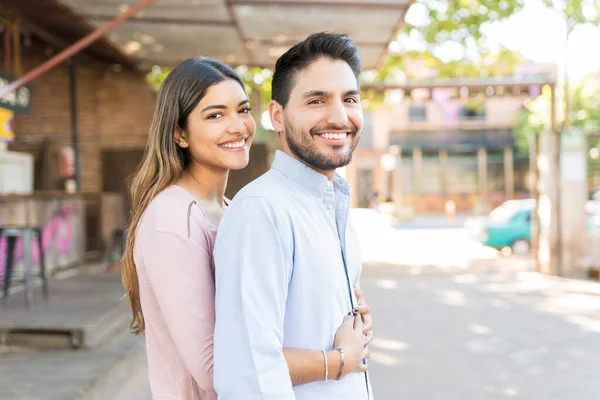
[488,201,532,224]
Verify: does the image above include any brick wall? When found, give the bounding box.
[11,39,154,193]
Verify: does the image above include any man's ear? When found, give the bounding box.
[268,100,284,134]
[174,126,189,148]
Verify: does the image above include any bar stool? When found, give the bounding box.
[0,226,48,305]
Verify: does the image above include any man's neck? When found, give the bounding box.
[280,149,335,181]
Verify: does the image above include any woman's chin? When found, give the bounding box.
[224,156,250,171]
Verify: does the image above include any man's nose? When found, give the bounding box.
[326,100,349,127]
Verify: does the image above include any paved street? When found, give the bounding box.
[363,266,600,400]
[357,217,600,399]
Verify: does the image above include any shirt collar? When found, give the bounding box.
[271,150,350,196]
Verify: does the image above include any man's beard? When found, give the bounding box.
[284,117,359,171]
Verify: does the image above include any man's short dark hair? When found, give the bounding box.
[272,32,362,108]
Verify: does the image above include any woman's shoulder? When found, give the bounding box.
[142,185,212,239]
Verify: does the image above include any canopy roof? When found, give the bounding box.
[53,0,414,71]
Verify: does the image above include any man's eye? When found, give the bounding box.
[345,98,358,104]
[308,99,324,105]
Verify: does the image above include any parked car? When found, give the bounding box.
[475,198,600,256]
[482,199,535,255]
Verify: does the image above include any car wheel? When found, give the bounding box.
[511,239,530,256]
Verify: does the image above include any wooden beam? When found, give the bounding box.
[362,78,557,93]
[45,0,139,69]
[245,37,384,48]
[81,15,235,27]
[0,0,157,98]
[229,0,410,11]
[224,0,254,64]
[0,10,106,67]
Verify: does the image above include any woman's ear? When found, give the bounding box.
[174,126,189,148]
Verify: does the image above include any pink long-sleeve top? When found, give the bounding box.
[134,185,218,400]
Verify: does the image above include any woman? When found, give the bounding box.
[121,58,372,399]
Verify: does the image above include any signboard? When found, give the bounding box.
[0,73,32,114]
[561,151,586,182]
[0,108,14,143]
[560,127,586,182]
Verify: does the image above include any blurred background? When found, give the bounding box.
[1,0,600,399]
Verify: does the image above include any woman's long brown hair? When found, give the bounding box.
[121,58,244,335]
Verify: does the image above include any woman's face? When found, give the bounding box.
[178,79,256,171]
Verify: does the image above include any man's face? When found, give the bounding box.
[276,58,363,172]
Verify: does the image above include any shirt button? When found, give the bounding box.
[327,204,333,210]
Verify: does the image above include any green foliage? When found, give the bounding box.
[375,0,527,82]
[235,65,273,113]
[570,78,600,134]
[147,66,172,92]
[541,0,600,27]
[512,79,600,155]
[406,0,524,46]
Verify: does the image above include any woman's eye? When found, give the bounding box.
[239,107,252,114]
[207,113,223,120]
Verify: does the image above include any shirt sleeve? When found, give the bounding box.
[140,228,216,395]
[213,197,295,400]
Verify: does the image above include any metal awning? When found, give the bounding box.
[56,0,414,71]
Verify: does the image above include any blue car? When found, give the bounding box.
[479,199,600,255]
[482,200,535,255]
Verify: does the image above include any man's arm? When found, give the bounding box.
[213,197,294,400]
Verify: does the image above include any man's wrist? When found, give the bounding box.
[325,349,341,380]
[333,347,345,380]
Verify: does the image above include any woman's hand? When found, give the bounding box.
[333,314,369,378]
[353,287,373,346]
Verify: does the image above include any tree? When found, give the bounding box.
[513,78,600,155]
[540,0,600,128]
[377,0,527,81]
[147,65,171,92]
[512,85,553,156]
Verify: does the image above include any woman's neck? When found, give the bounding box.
[178,162,228,208]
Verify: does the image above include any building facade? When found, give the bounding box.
[346,84,541,214]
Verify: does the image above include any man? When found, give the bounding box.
[213,32,373,399]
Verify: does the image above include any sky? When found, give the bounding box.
[399,0,600,82]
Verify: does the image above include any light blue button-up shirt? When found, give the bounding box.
[214,150,372,399]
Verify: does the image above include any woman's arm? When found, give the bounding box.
[141,229,216,396]
[283,348,342,386]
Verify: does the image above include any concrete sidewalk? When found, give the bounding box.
[0,268,145,400]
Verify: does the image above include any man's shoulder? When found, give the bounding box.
[231,169,292,205]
